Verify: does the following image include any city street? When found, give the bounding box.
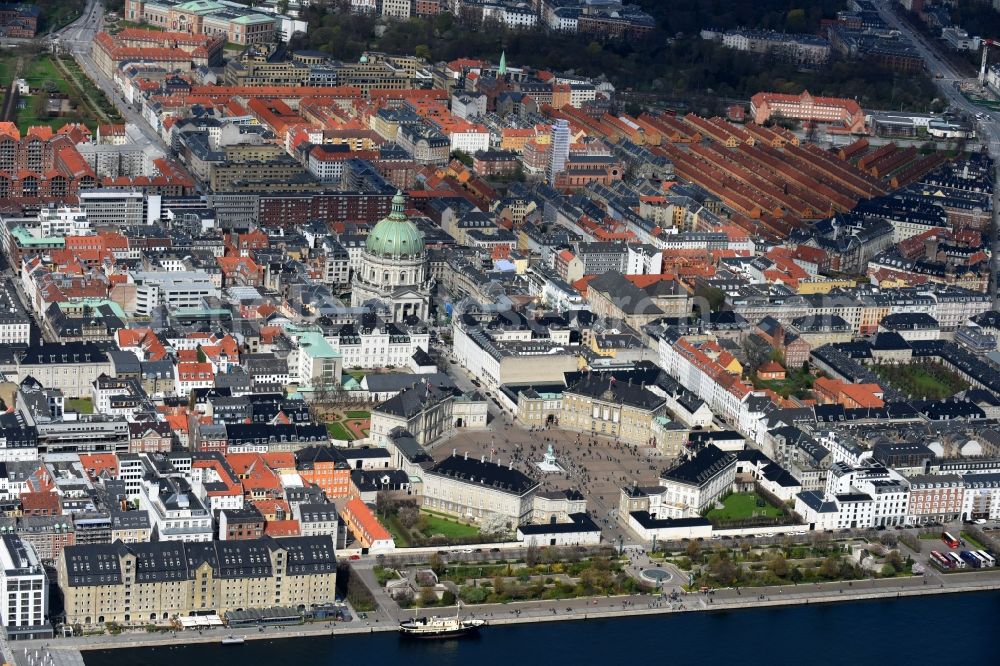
[48,0,168,153]
[874,0,1000,305]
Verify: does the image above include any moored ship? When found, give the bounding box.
[399,610,486,639]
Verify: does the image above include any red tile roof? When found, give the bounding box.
[264,519,300,536]
[343,497,390,542]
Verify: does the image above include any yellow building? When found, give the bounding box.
[590,333,644,359]
[796,277,856,295]
[719,355,742,375]
[59,536,337,627]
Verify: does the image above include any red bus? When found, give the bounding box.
[930,551,954,569]
[941,532,960,549]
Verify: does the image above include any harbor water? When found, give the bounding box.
[84,590,1000,666]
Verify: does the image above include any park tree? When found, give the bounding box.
[479,512,509,537]
[768,554,789,578]
[707,553,739,586]
[398,505,420,529]
[785,8,807,32]
[396,588,414,607]
[885,550,904,574]
[30,93,49,120]
[818,555,842,579]
[525,542,540,567]
[810,532,831,553]
[419,587,438,606]
[694,285,726,315]
[452,149,473,167]
[580,564,613,593]
[741,338,769,372]
[428,553,446,576]
[685,540,701,561]
[375,490,392,516]
[344,567,376,611]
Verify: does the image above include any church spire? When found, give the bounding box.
[498,50,506,76]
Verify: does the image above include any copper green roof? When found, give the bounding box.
[232,14,275,24]
[365,191,424,259]
[175,0,224,13]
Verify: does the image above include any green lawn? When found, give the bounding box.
[15,105,96,134]
[326,421,355,441]
[418,513,480,539]
[22,57,70,95]
[55,56,122,123]
[0,54,16,88]
[9,55,118,132]
[751,368,815,399]
[373,565,399,586]
[67,398,93,414]
[960,532,985,550]
[383,513,411,548]
[345,410,370,419]
[872,362,969,400]
[112,20,166,31]
[706,493,784,521]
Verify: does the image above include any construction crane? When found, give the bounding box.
[980,39,1000,87]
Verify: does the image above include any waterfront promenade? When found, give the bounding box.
[15,567,1000,666]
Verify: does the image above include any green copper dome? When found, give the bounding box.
[365,191,425,258]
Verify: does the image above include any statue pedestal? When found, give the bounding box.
[534,444,563,473]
